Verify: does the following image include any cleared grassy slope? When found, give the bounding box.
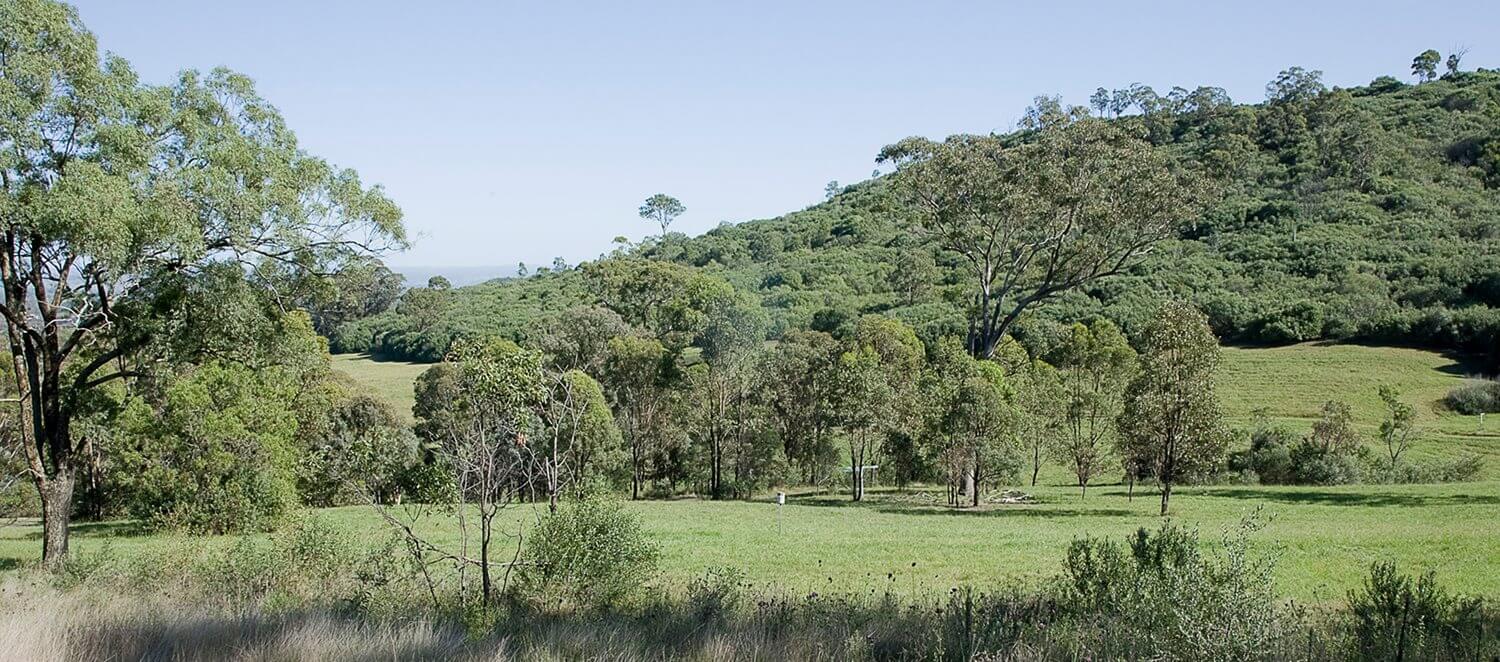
[1217,343,1498,474]
[329,353,431,421]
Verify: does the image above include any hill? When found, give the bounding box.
[332,68,1500,371]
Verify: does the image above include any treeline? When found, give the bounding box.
[335,63,1500,372]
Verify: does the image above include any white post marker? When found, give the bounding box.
[775,491,786,534]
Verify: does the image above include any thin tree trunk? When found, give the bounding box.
[479,511,493,602]
[971,448,981,508]
[1159,480,1172,516]
[1031,445,1041,487]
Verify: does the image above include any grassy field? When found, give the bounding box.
[3,345,1495,602]
[1217,343,1498,473]
[329,353,431,421]
[3,480,1497,601]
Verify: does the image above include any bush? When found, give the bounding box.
[1062,514,1286,660]
[1348,561,1493,660]
[1288,440,1368,485]
[515,497,660,612]
[1228,424,1297,484]
[1444,379,1500,415]
[113,363,303,533]
[1368,454,1485,484]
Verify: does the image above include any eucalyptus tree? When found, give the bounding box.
[1118,302,1229,515]
[409,339,546,602]
[926,339,1017,507]
[0,0,404,564]
[1445,48,1467,77]
[639,193,685,238]
[880,118,1204,359]
[541,368,623,510]
[757,329,841,483]
[831,346,890,502]
[602,334,675,500]
[830,316,923,502]
[1053,320,1136,497]
[587,258,734,352]
[535,305,630,374]
[1411,50,1441,83]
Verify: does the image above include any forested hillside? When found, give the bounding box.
[335,67,1500,370]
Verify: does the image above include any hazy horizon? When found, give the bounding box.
[68,1,1500,267]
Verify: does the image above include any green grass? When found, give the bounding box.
[3,480,1497,602]
[329,353,431,421]
[8,344,1493,602]
[1217,343,1499,475]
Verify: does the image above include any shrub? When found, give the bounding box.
[113,363,303,533]
[1444,379,1500,415]
[1348,561,1493,660]
[1228,424,1297,484]
[1061,514,1286,660]
[1288,440,1367,485]
[515,497,660,612]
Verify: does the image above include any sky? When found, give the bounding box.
[70,1,1500,268]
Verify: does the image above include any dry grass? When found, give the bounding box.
[0,584,503,662]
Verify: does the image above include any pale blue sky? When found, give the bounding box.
[72,1,1497,267]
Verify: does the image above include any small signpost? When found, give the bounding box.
[775,491,786,534]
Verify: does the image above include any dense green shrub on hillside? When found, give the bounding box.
[1444,379,1500,414]
[333,70,1500,371]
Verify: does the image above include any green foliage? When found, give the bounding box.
[1118,303,1229,513]
[298,390,424,506]
[1228,417,1299,484]
[1349,561,1491,660]
[1444,379,1500,415]
[879,117,1207,358]
[550,369,629,491]
[516,497,660,612]
[1062,514,1287,660]
[1289,400,1369,485]
[112,362,304,533]
[1052,320,1136,494]
[333,70,1500,376]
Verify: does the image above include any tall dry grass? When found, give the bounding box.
[0,586,506,662]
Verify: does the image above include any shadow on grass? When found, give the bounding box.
[21,519,143,541]
[1193,488,1500,508]
[787,497,1133,519]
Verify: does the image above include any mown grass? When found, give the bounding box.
[5,344,1493,603]
[329,352,431,421]
[4,479,1497,602]
[1217,343,1498,474]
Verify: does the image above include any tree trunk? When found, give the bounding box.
[631,442,641,500]
[971,448,981,508]
[1159,480,1172,516]
[39,472,75,567]
[479,514,493,603]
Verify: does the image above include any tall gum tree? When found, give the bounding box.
[879,118,1208,359]
[0,0,404,564]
